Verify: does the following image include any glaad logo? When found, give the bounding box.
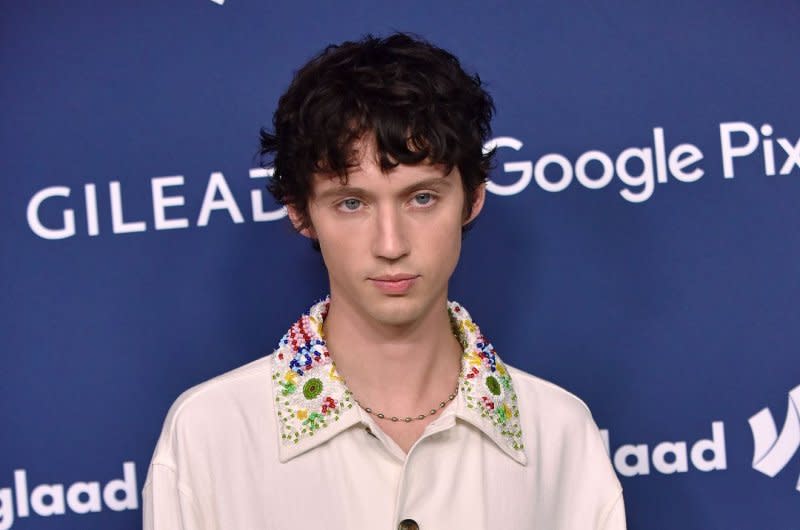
[600,422,727,477]
[748,384,800,492]
[0,462,138,530]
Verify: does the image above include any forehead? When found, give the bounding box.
[312,163,456,194]
[310,138,459,196]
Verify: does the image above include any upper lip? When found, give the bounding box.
[370,274,419,282]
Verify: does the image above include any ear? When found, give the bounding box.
[463,183,486,225]
[286,204,317,239]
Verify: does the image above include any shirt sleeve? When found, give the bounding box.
[142,463,204,530]
[599,491,627,530]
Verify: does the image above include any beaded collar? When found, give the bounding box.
[270,297,526,464]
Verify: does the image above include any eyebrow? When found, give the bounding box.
[314,176,454,201]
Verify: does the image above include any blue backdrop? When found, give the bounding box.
[2,1,799,528]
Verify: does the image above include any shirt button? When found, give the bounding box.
[398,519,419,530]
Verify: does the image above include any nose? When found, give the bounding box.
[371,204,410,261]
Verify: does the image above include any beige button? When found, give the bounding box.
[398,518,419,530]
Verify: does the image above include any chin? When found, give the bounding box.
[373,309,417,327]
[366,295,435,327]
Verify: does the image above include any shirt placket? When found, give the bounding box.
[385,405,459,530]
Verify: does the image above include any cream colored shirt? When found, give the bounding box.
[143,299,625,530]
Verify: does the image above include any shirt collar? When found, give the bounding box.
[271,297,526,465]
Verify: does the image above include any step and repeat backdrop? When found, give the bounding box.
[2,1,799,529]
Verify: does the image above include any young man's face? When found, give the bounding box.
[293,139,485,328]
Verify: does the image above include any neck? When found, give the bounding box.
[322,293,463,416]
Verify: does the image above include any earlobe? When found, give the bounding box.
[287,205,316,239]
[463,183,487,225]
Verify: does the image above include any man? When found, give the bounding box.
[143,33,625,529]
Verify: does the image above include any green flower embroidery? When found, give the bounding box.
[496,403,508,424]
[303,377,323,399]
[499,375,512,391]
[303,412,324,431]
[280,381,297,396]
[486,375,501,396]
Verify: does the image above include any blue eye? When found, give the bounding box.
[414,193,432,205]
[341,198,361,211]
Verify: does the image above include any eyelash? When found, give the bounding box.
[336,192,438,212]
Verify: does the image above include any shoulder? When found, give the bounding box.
[143,354,282,519]
[172,354,273,418]
[506,363,622,515]
[506,363,596,427]
[505,363,613,463]
[153,354,276,460]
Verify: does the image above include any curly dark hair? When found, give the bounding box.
[259,32,495,233]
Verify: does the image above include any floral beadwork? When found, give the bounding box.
[303,378,323,399]
[485,376,501,396]
[450,301,525,453]
[271,302,354,445]
[272,297,524,454]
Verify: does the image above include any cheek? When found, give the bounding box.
[316,229,354,267]
[320,215,364,239]
[423,216,463,267]
[312,218,368,276]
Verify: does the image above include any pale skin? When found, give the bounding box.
[288,139,486,453]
